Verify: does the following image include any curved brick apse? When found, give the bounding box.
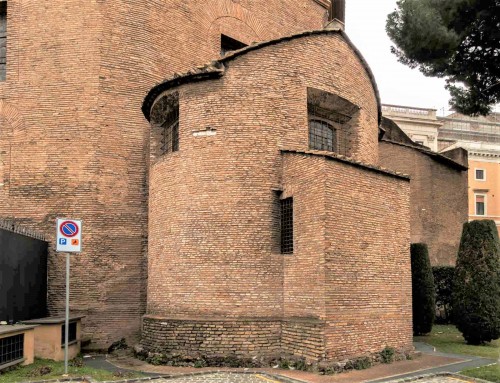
[143,29,412,361]
[0,0,413,358]
[0,0,334,347]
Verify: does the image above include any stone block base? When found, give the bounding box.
[142,316,282,356]
[142,316,328,361]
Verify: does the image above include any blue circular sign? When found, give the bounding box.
[60,221,79,238]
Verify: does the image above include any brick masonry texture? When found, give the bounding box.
[0,0,332,347]
[142,316,281,356]
[379,141,468,266]
[145,28,412,360]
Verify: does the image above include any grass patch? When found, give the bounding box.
[461,364,500,383]
[414,325,500,359]
[0,357,144,382]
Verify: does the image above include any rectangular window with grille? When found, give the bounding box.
[307,88,360,157]
[309,119,337,152]
[0,334,24,366]
[0,1,6,81]
[280,197,293,254]
[161,106,179,155]
[475,194,486,216]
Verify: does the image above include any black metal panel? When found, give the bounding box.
[0,229,48,322]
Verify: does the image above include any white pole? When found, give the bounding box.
[64,252,70,375]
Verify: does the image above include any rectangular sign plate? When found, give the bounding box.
[56,218,82,253]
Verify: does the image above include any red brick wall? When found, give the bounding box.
[323,157,412,359]
[148,32,380,319]
[281,152,412,360]
[0,0,332,347]
[379,141,468,265]
[145,31,411,360]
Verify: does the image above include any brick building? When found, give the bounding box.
[379,117,468,266]
[1,0,413,361]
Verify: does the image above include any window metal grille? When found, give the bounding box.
[309,119,337,152]
[0,1,7,81]
[280,197,293,254]
[0,334,24,366]
[160,108,179,155]
[61,322,77,345]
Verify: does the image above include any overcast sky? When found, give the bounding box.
[345,0,452,115]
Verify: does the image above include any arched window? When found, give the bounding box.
[160,108,179,154]
[150,92,179,156]
[309,119,337,152]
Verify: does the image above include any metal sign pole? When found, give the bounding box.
[56,217,82,376]
[64,252,70,375]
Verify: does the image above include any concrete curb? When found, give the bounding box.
[382,371,494,383]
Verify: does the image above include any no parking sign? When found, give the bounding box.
[56,218,82,253]
[55,217,82,374]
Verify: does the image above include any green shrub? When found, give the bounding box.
[432,266,455,324]
[452,220,500,345]
[380,347,395,364]
[411,243,436,335]
[352,357,371,370]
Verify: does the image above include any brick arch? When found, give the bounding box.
[0,101,25,191]
[210,16,260,45]
[196,0,269,41]
[0,100,26,136]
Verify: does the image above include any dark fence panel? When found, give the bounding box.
[0,229,48,322]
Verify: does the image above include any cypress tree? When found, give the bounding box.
[452,220,500,345]
[411,243,435,335]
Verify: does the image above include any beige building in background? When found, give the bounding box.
[383,105,500,233]
[381,104,442,151]
[439,113,500,232]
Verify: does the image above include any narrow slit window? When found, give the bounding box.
[160,105,179,155]
[0,1,6,81]
[280,197,293,254]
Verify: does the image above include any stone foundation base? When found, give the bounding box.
[142,316,327,360]
[141,316,412,364]
[142,316,283,356]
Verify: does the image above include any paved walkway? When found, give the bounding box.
[81,342,497,383]
[130,373,484,383]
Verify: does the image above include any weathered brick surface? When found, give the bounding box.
[145,29,411,361]
[281,152,412,360]
[142,316,281,355]
[0,0,332,347]
[147,32,379,318]
[322,157,412,359]
[379,141,468,266]
[281,319,326,360]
